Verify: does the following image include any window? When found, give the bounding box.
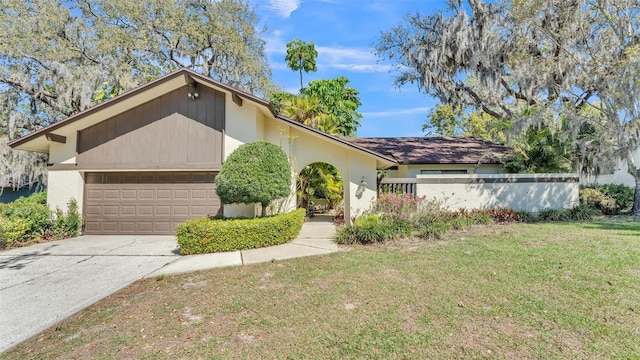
[420,169,468,175]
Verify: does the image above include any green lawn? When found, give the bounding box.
[5,220,640,359]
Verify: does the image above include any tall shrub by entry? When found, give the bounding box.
[215,141,291,217]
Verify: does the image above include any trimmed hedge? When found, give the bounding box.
[176,208,306,254]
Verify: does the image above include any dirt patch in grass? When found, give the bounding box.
[4,221,640,359]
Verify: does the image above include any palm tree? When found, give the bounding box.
[297,163,343,212]
[281,96,341,136]
[282,96,320,126]
[284,39,318,91]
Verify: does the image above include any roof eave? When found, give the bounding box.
[9,68,397,168]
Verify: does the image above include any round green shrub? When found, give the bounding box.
[216,141,291,217]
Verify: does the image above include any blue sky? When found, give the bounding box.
[250,0,447,138]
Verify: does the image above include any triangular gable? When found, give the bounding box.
[9,68,396,168]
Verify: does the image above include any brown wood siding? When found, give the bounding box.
[77,86,225,169]
[83,171,221,235]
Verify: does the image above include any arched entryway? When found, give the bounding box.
[297,162,344,222]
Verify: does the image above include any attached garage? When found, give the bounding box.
[84,172,221,235]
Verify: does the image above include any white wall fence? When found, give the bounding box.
[380,174,580,213]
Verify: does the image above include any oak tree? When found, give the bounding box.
[0,0,272,188]
[376,0,640,214]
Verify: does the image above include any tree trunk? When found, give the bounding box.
[299,68,303,91]
[631,169,640,216]
[261,203,268,217]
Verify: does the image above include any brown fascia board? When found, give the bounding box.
[8,68,397,166]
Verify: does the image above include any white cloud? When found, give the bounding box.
[361,107,430,118]
[268,0,301,18]
[332,64,392,72]
[316,46,372,63]
[315,46,391,73]
[266,38,392,73]
[264,29,288,55]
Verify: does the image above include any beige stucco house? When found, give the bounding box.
[9,68,395,235]
[11,68,578,234]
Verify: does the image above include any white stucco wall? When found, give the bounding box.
[415,173,579,212]
[347,151,377,219]
[45,133,84,214]
[48,132,78,164]
[581,148,640,187]
[224,94,260,160]
[264,123,296,215]
[47,170,84,213]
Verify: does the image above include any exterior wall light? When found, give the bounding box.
[187,86,199,100]
[356,176,367,199]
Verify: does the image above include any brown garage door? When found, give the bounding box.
[84,172,221,235]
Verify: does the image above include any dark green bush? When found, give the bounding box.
[215,141,292,217]
[537,209,569,221]
[417,221,453,239]
[538,205,595,222]
[335,215,412,245]
[177,208,305,254]
[0,192,84,248]
[53,199,83,238]
[515,211,537,223]
[0,192,52,245]
[580,184,634,215]
[567,204,597,221]
[599,184,634,214]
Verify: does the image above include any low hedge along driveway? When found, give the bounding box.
[176,208,306,254]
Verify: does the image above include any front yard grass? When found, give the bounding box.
[5,220,640,359]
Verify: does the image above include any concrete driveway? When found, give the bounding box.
[0,235,180,353]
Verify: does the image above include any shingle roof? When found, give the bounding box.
[345,136,513,165]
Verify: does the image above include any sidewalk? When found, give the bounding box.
[146,215,341,277]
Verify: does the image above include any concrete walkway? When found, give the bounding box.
[0,217,339,353]
[147,215,340,277]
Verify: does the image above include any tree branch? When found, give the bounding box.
[0,75,72,117]
[500,77,536,105]
[457,82,507,120]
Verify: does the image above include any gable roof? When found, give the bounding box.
[346,136,513,165]
[8,68,396,167]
